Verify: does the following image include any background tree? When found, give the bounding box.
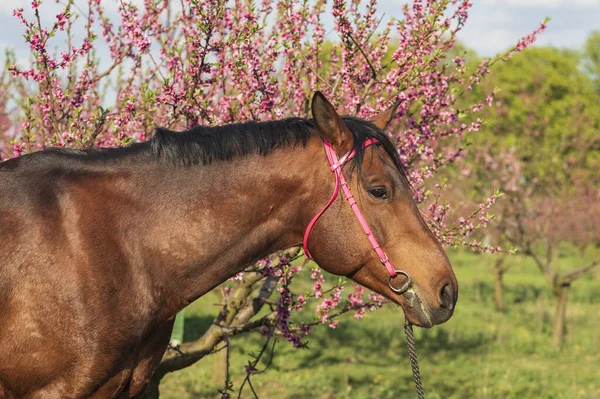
[453,46,600,347]
[583,30,600,96]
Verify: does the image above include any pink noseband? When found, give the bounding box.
[303,139,412,294]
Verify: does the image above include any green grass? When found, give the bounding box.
[159,249,600,399]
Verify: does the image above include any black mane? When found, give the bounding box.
[151,116,409,183]
[151,118,312,167]
[1,116,408,185]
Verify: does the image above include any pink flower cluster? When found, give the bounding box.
[311,268,325,298]
[316,286,344,326]
[275,285,303,348]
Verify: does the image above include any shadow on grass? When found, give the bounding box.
[183,315,215,343]
[294,321,488,369]
[470,281,548,304]
[415,327,487,353]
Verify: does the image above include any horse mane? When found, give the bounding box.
[151,116,409,184]
[1,116,408,186]
[151,118,312,167]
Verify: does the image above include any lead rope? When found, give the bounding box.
[404,322,425,399]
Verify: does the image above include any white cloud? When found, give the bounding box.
[453,0,598,56]
[481,0,600,7]
[0,0,28,15]
[0,0,146,17]
[457,29,516,55]
[101,0,146,12]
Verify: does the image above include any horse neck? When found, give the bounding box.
[133,136,329,319]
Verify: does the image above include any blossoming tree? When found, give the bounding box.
[454,46,600,346]
[0,0,545,396]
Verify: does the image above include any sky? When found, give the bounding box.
[444,0,600,56]
[0,0,598,62]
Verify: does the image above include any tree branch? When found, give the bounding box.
[153,248,300,380]
[348,33,377,79]
[557,260,600,285]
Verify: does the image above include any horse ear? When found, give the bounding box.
[370,101,400,130]
[311,92,353,154]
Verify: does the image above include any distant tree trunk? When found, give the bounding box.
[577,243,587,258]
[551,283,570,348]
[493,256,506,312]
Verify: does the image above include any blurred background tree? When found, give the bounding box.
[583,30,600,96]
[449,42,600,347]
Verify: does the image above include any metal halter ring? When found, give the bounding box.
[388,270,412,294]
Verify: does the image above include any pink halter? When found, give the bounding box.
[303,139,412,294]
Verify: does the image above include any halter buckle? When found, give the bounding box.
[388,270,412,294]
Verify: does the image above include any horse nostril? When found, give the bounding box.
[439,282,455,310]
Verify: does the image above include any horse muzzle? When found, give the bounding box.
[398,283,457,328]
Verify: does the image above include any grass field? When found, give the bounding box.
[158,249,600,399]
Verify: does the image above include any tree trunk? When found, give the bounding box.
[494,267,505,312]
[551,283,570,348]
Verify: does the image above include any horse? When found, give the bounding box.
[0,92,457,398]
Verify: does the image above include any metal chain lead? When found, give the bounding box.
[404,322,425,399]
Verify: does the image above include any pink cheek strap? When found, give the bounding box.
[302,138,397,277]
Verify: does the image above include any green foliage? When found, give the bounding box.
[158,250,599,399]
[583,30,600,95]
[467,46,600,193]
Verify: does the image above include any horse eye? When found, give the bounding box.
[368,187,388,199]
